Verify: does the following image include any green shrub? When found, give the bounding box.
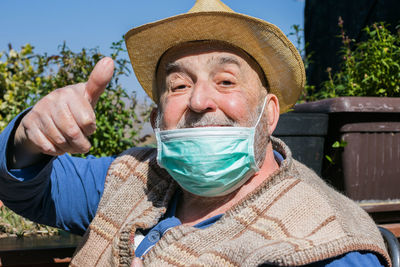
[0,204,59,237]
[0,40,151,236]
[1,40,151,156]
[318,20,400,98]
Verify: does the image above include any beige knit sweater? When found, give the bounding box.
[71,138,390,266]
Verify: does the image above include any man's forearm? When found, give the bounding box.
[0,112,113,235]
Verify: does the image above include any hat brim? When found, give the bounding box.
[125,11,305,113]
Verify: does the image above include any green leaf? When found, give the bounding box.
[332,140,347,148]
[325,155,334,164]
[332,141,340,148]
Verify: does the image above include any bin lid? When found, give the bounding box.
[340,122,400,132]
[294,97,400,113]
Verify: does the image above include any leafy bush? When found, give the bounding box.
[0,204,59,237]
[1,40,151,156]
[317,20,400,99]
[0,41,151,236]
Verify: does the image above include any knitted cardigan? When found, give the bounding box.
[70,138,390,267]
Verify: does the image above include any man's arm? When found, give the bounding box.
[308,251,386,267]
[0,111,116,234]
[0,57,116,235]
[259,252,385,267]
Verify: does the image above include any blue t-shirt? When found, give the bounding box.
[0,112,385,266]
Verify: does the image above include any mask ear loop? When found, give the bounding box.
[249,96,269,172]
[155,112,161,133]
[254,96,268,128]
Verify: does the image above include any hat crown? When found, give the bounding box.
[188,0,234,13]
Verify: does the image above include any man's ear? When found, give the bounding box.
[266,94,280,136]
[150,107,158,129]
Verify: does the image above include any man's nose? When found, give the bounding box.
[188,81,217,113]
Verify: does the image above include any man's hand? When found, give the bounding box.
[13,57,114,157]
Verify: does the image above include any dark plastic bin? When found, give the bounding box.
[294,97,400,208]
[274,112,328,175]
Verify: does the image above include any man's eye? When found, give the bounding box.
[220,80,234,86]
[172,84,187,91]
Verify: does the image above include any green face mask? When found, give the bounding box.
[155,98,267,197]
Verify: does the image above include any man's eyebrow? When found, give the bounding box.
[164,56,241,75]
[212,56,242,68]
[165,62,183,75]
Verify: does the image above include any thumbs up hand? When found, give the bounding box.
[13,57,114,157]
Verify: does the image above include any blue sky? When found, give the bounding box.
[1,0,305,101]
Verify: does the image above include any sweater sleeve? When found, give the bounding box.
[0,111,115,235]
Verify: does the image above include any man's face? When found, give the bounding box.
[156,42,267,130]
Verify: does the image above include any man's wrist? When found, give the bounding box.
[8,143,49,169]
[6,117,50,169]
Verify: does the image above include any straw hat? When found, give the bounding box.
[125,0,305,113]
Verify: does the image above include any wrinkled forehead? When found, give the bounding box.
[159,40,256,66]
[154,41,267,100]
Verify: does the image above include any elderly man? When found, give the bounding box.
[0,0,390,266]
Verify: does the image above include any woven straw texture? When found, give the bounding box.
[124,0,305,113]
[70,139,390,267]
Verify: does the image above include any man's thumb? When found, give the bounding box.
[85,57,114,107]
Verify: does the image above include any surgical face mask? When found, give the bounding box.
[155,97,267,197]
